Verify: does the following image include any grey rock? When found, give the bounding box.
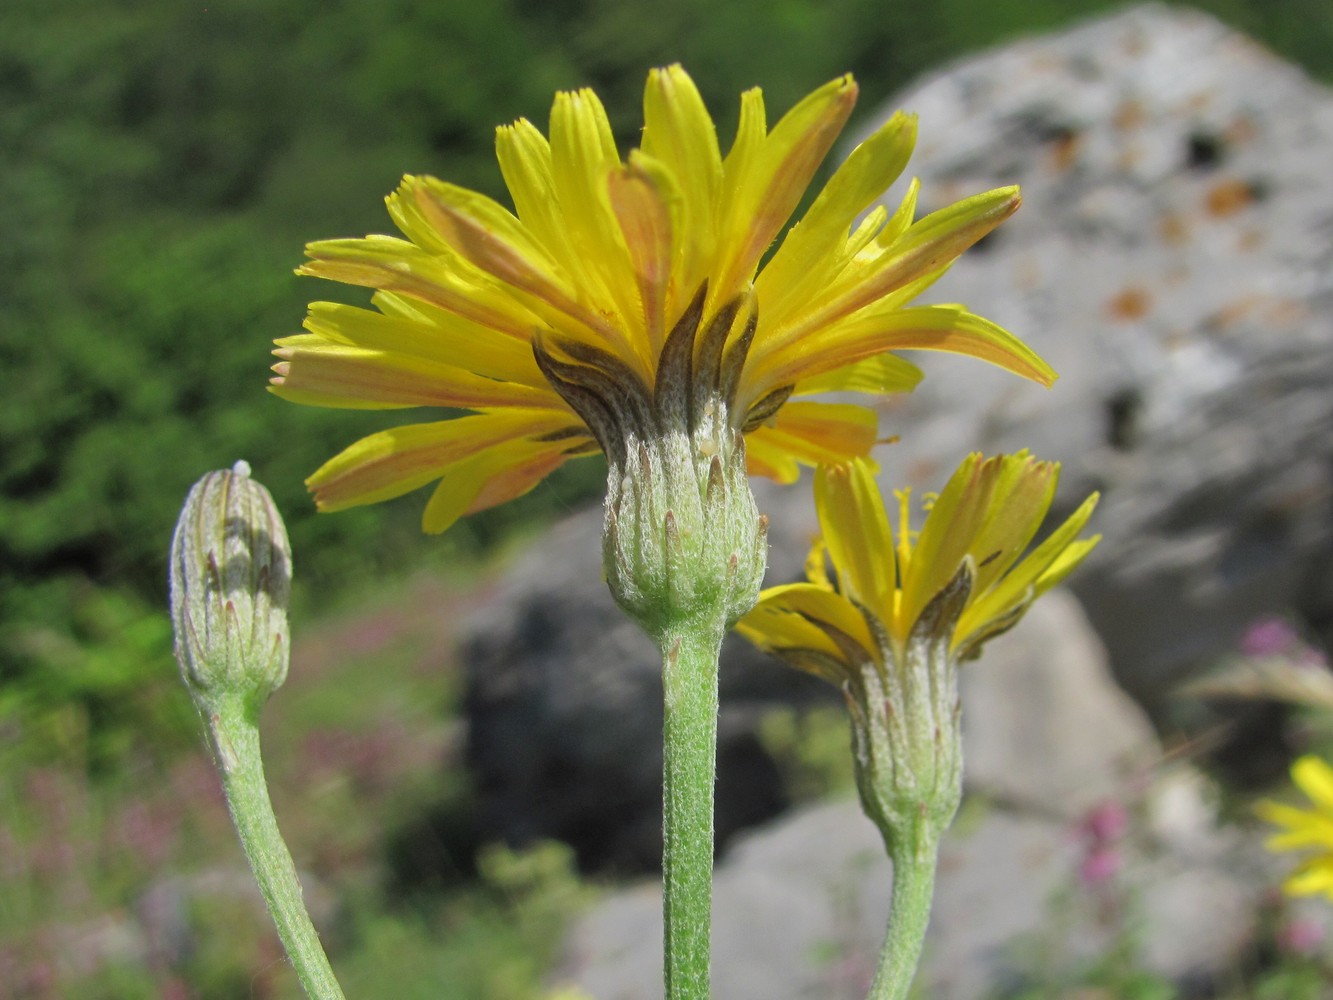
[846,3,1333,708]
[557,770,1280,1000]
[555,799,1077,1000]
[960,589,1158,819]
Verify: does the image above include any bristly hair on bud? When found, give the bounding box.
[170,461,293,708]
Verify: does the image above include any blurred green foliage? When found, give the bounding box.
[4,0,1333,796]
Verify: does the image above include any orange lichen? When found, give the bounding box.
[1206,178,1257,217]
[1157,212,1190,246]
[1106,287,1153,322]
[1112,99,1147,131]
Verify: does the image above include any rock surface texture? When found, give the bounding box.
[848,2,1333,709]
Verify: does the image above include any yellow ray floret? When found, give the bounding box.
[736,454,1100,680]
[1257,755,1333,901]
[274,65,1054,533]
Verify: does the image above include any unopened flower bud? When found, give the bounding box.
[170,461,292,705]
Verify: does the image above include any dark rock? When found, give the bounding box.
[461,495,832,872]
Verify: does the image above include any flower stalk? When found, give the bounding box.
[572,292,767,1000]
[170,462,345,1000]
[737,454,1100,998]
[660,621,726,1000]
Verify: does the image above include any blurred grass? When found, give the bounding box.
[4,0,1333,992]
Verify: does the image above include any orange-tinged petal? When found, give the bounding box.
[421,437,577,534]
[753,400,878,468]
[744,428,801,484]
[306,410,574,511]
[816,460,896,617]
[409,176,562,290]
[712,75,858,310]
[608,153,679,353]
[270,342,563,411]
[409,176,622,346]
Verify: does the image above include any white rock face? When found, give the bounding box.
[960,589,1158,818]
[846,3,1333,706]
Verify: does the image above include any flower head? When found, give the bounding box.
[736,453,1098,851]
[1258,755,1333,901]
[737,452,1100,674]
[273,66,1052,534]
[170,461,292,706]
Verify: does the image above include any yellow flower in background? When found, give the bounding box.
[272,65,1052,533]
[1258,755,1333,900]
[737,452,1101,675]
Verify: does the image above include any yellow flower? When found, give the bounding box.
[1258,755,1333,900]
[737,452,1100,673]
[273,65,1052,533]
[737,453,1099,853]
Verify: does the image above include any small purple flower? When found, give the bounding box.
[1240,616,1300,657]
[1079,845,1122,886]
[1082,800,1129,844]
[1277,916,1325,956]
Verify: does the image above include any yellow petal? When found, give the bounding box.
[1294,756,1333,813]
[751,400,878,468]
[956,492,1100,642]
[751,304,1054,391]
[421,437,576,534]
[816,460,896,619]
[744,582,877,660]
[548,87,644,360]
[792,353,923,397]
[607,153,679,354]
[301,298,545,386]
[900,453,995,630]
[1258,800,1333,837]
[768,186,1022,349]
[712,75,858,310]
[269,341,561,411]
[307,410,573,511]
[495,119,577,262]
[1283,860,1333,897]
[968,453,1059,594]
[757,111,917,329]
[299,236,538,340]
[641,64,720,309]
